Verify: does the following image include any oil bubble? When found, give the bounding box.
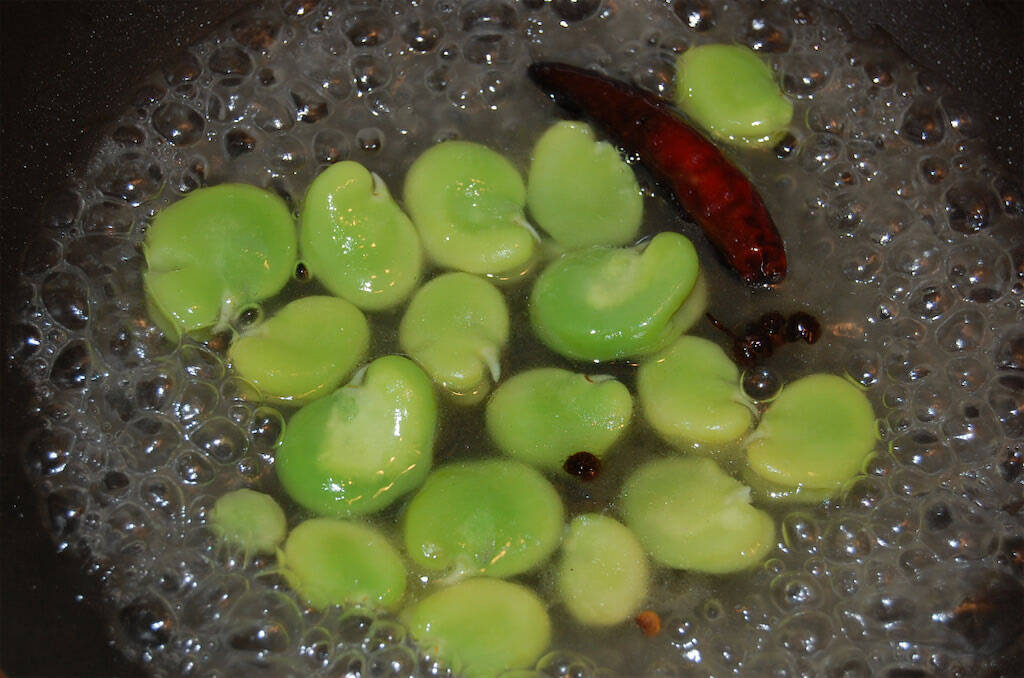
[906,283,952,320]
[553,0,601,23]
[362,619,406,653]
[742,14,792,53]
[141,475,184,520]
[988,384,1024,437]
[135,370,176,411]
[267,134,308,172]
[120,415,181,472]
[210,46,253,76]
[823,646,871,678]
[460,0,518,32]
[936,309,987,352]
[824,519,872,561]
[356,127,384,152]
[191,417,249,463]
[42,271,90,331]
[464,32,515,65]
[401,17,444,52]
[892,430,954,477]
[782,512,821,555]
[871,498,918,548]
[108,502,149,538]
[673,0,716,32]
[8,322,42,362]
[152,102,206,146]
[96,153,164,205]
[800,133,843,172]
[632,55,676,97]
[252,98,295,133]
[164,52,203,85]
[368,645,418,676]
[232,17,281,51]
[299,627,333,668]
[291,86,330,123]
[899,98,945,145]
[181,345,225,381]
[945,181,998,234]
[183,573,249,629]
[351,54,392,92]
[891,237,941,277]
[921,500,995,561]
[782,56,831,98]
[120,596,175,647]
[777,611,832,655]
[82,201,135,235]
[537,649,597,676]
[226,128,258,157]
[173,450,215,486]
[947,239,1012,303]
[22,426,74,477]
[51,340,92,390]
[995,327,1024,371]
[313,129,350,164]
[174,382,220,426]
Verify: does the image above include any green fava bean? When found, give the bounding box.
[403,578,551,678]
[675,44,794,148]
[746,373,877,494]
[279,518,406,610]
[400,272,509,405]
[228,296,369,403]
[209,489,287,556]
[300,161,422,311]
[529,232,700,361]
[403,460,564,579]
[404,141,537,276]
[558,514,649,627]
[637,335,754,447]
[527,121,642,249]
[620,456,775,573]
[486,368,632,472]
[143,184,297,337]
[275,355,437,517]
[742,468,836,504]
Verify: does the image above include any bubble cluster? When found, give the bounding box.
[9,0,1024,675]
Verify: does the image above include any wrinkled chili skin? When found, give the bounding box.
[528,62,787,286]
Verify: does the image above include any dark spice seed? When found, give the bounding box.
[734,333,773,366]
[759,311,787,344]
[742,365,782,401]
[563,451,601,481]
[786,311,821,344]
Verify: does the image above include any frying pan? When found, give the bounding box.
[1,1,1021,676]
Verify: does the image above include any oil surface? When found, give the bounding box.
[9,0,1024,676]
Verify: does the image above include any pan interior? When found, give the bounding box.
[9,0,1023,675]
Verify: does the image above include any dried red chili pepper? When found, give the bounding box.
[529,62,787,286]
